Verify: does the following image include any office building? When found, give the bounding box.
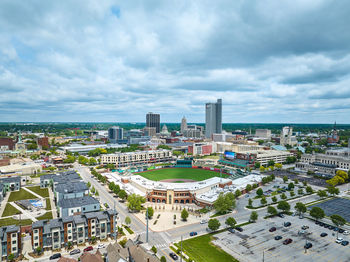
[255,129,272,139]
[36,136,49,150]
[0,225,21,260]
[205,99,222,138]
[142,127,156,137]
[0,138,15,151]
[100,150,172,167]
[181,116,187,133]
[146,112,160,133]
[108,126,124,144]
[31,210,117,251]
[188,143,213,156]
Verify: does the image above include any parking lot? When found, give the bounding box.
[213,215,350,262]
[310,198,350,222]
[268,170,329,187]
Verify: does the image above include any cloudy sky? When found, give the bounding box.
[1,0,350,123]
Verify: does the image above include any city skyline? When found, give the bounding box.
[1,1,350,123]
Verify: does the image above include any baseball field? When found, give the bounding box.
[137,168,229,181]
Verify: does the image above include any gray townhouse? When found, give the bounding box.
[57,196,100,217]
[0,225,21,261]
[0,176,21,202]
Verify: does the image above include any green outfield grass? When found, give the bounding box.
[137,168,229,181]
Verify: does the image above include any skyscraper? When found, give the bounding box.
[146,112,160,133]
[181,116,187,133]
[108,126,123,143]
[205,99,222,138]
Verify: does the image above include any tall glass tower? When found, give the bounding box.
[146,112,160,133]
[205,99,222,138]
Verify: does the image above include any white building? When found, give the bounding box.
[255,129,272,139]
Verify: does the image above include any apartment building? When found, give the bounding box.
[55,182,88,201]
[0,176,21,202]
[40,171,81,188]
[100,150,173,167]
[31,210,117,251]
[0,225,21,261]
[57,196,100,217]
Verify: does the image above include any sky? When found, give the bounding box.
[1,0,350,123]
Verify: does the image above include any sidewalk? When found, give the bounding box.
[48,186,57,219]
[0,192,10,216]
[23,187,44,199]
[10,202,38,222]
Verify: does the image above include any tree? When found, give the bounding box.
[213,193,236,214]
[208,219,221,231]
[293,179,299,184]
[255,162,261,168]
[306,186,313,194]
[317,190,328,199]
[283,176,288,183]
[248,198,253,207]
[252,183,258,189]
[250,211,258,222]
[151,245,157,255]
[260,197,267,205]
[267,206,278,216]
[119,190,127,200]
[67,241,72,250]
[288,182,295,190]
[225,217,237,228]
[95,190,99,197]
[127,194,146,212]
[297,188,304,195]
[234,189,242,198]
[181,208,189,221]
[146,207,154,219]
[91,186,96,194]
[245,184,252,192]
[290,191,295,197]
[277,201,290,213]
[310,207,325,222]
[114,184,121,195]
[330,214,346,238]
[270,174,275,181]
[256,188,263,197]
[268,160,275,167]
[274,163,282,169]
[280,193,287,199]
[125,216,131,226]
[160,256,167,262]
[36,246,42,254]
[87,182,91,188]
[109,182,116,191]
[91,236,96,244]
[272,196,277,203]
[327,186,339,196]
[295,202,307,216]
[260,166,266,172]
[8,254,14,262]
[302,181,307,187]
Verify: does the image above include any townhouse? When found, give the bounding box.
[0,225,21,261]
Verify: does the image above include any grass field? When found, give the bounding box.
[176,233,238,262]
[46,198,51,210]
[8,189,37,202]
[26,186,49,198]
[1,204,22,217]
[137,168,229,181]
[37,211,53,220]
[0,217,32,227]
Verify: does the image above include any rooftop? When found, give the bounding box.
[58,196,99,209]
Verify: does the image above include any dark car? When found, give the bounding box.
[275,236,282,240]
[339,229,345,233]
[269,227,277,232]
[83,246,93,252]
[169,252,179,260]
[69,249,81,255]
[284,222,291,227]
[342,240,349,246]
[50,253,61,260]
[278,213,285,218]
[319,222,324,226]
[190,232,197,236]
[304,242,312,249]
[334,227,339,232]
[320,232,328,237]
[283,238,293,245]
[315,221,320,225]
[301,225,309,230]
[235,227,243,232]
[228,228,235,233]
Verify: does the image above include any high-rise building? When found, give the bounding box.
[146,112,160,133]
[205,99,222,138]
[280,126,297,146]
[108,126,123,144]
[181,116,187,133]
[255,129,272,139]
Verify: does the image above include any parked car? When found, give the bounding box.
[269,227,277,232]
[190,232,198,236]
[50,253,61,260]
[275,236,282,240]
[169,252,179,260]
[200,220,207,224]
[336,238,344,244]
[283,238,293,245]
[228,228,235,233]
[69,249,80,255]
[235,227,243,232]
[304,242,312,249]
[342,240,349,246]
[84,246,93,252]
[98,244,105,249]
[298,230,306,235]
[320,232,328,237]
[339,229,344,233]
[284,222,291,227]
[301,225,309,230]
[343,230,349,235]
[278,213,285,218]
[319,222,324,226]
[315,221,320,225]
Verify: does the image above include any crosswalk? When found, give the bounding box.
[133,230,173,249]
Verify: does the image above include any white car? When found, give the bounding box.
[98,244,105,249]
[200,220,208,224]
[343,231,350,235]
[336,238,343,244]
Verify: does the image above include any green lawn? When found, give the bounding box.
[26,186,49,198]
[1,204,22,217]
[0,217,32,227]
[37,211,53,220]
[137,168,229,181]
[46,198,51,210]
[8,189,37,202]
[177,233,238,262]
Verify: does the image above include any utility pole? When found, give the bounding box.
[262,250,264,262]
[146,207,149,243]
[180,235,183,262]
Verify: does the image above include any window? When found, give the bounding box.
[68,224,72,228]
[12,240,16,244]
[83,208,86,211]
[12,247,16,252]
[34,229,38,234]
[34,243,38,247]
[12,233,16,238]
[34,236,38,240]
